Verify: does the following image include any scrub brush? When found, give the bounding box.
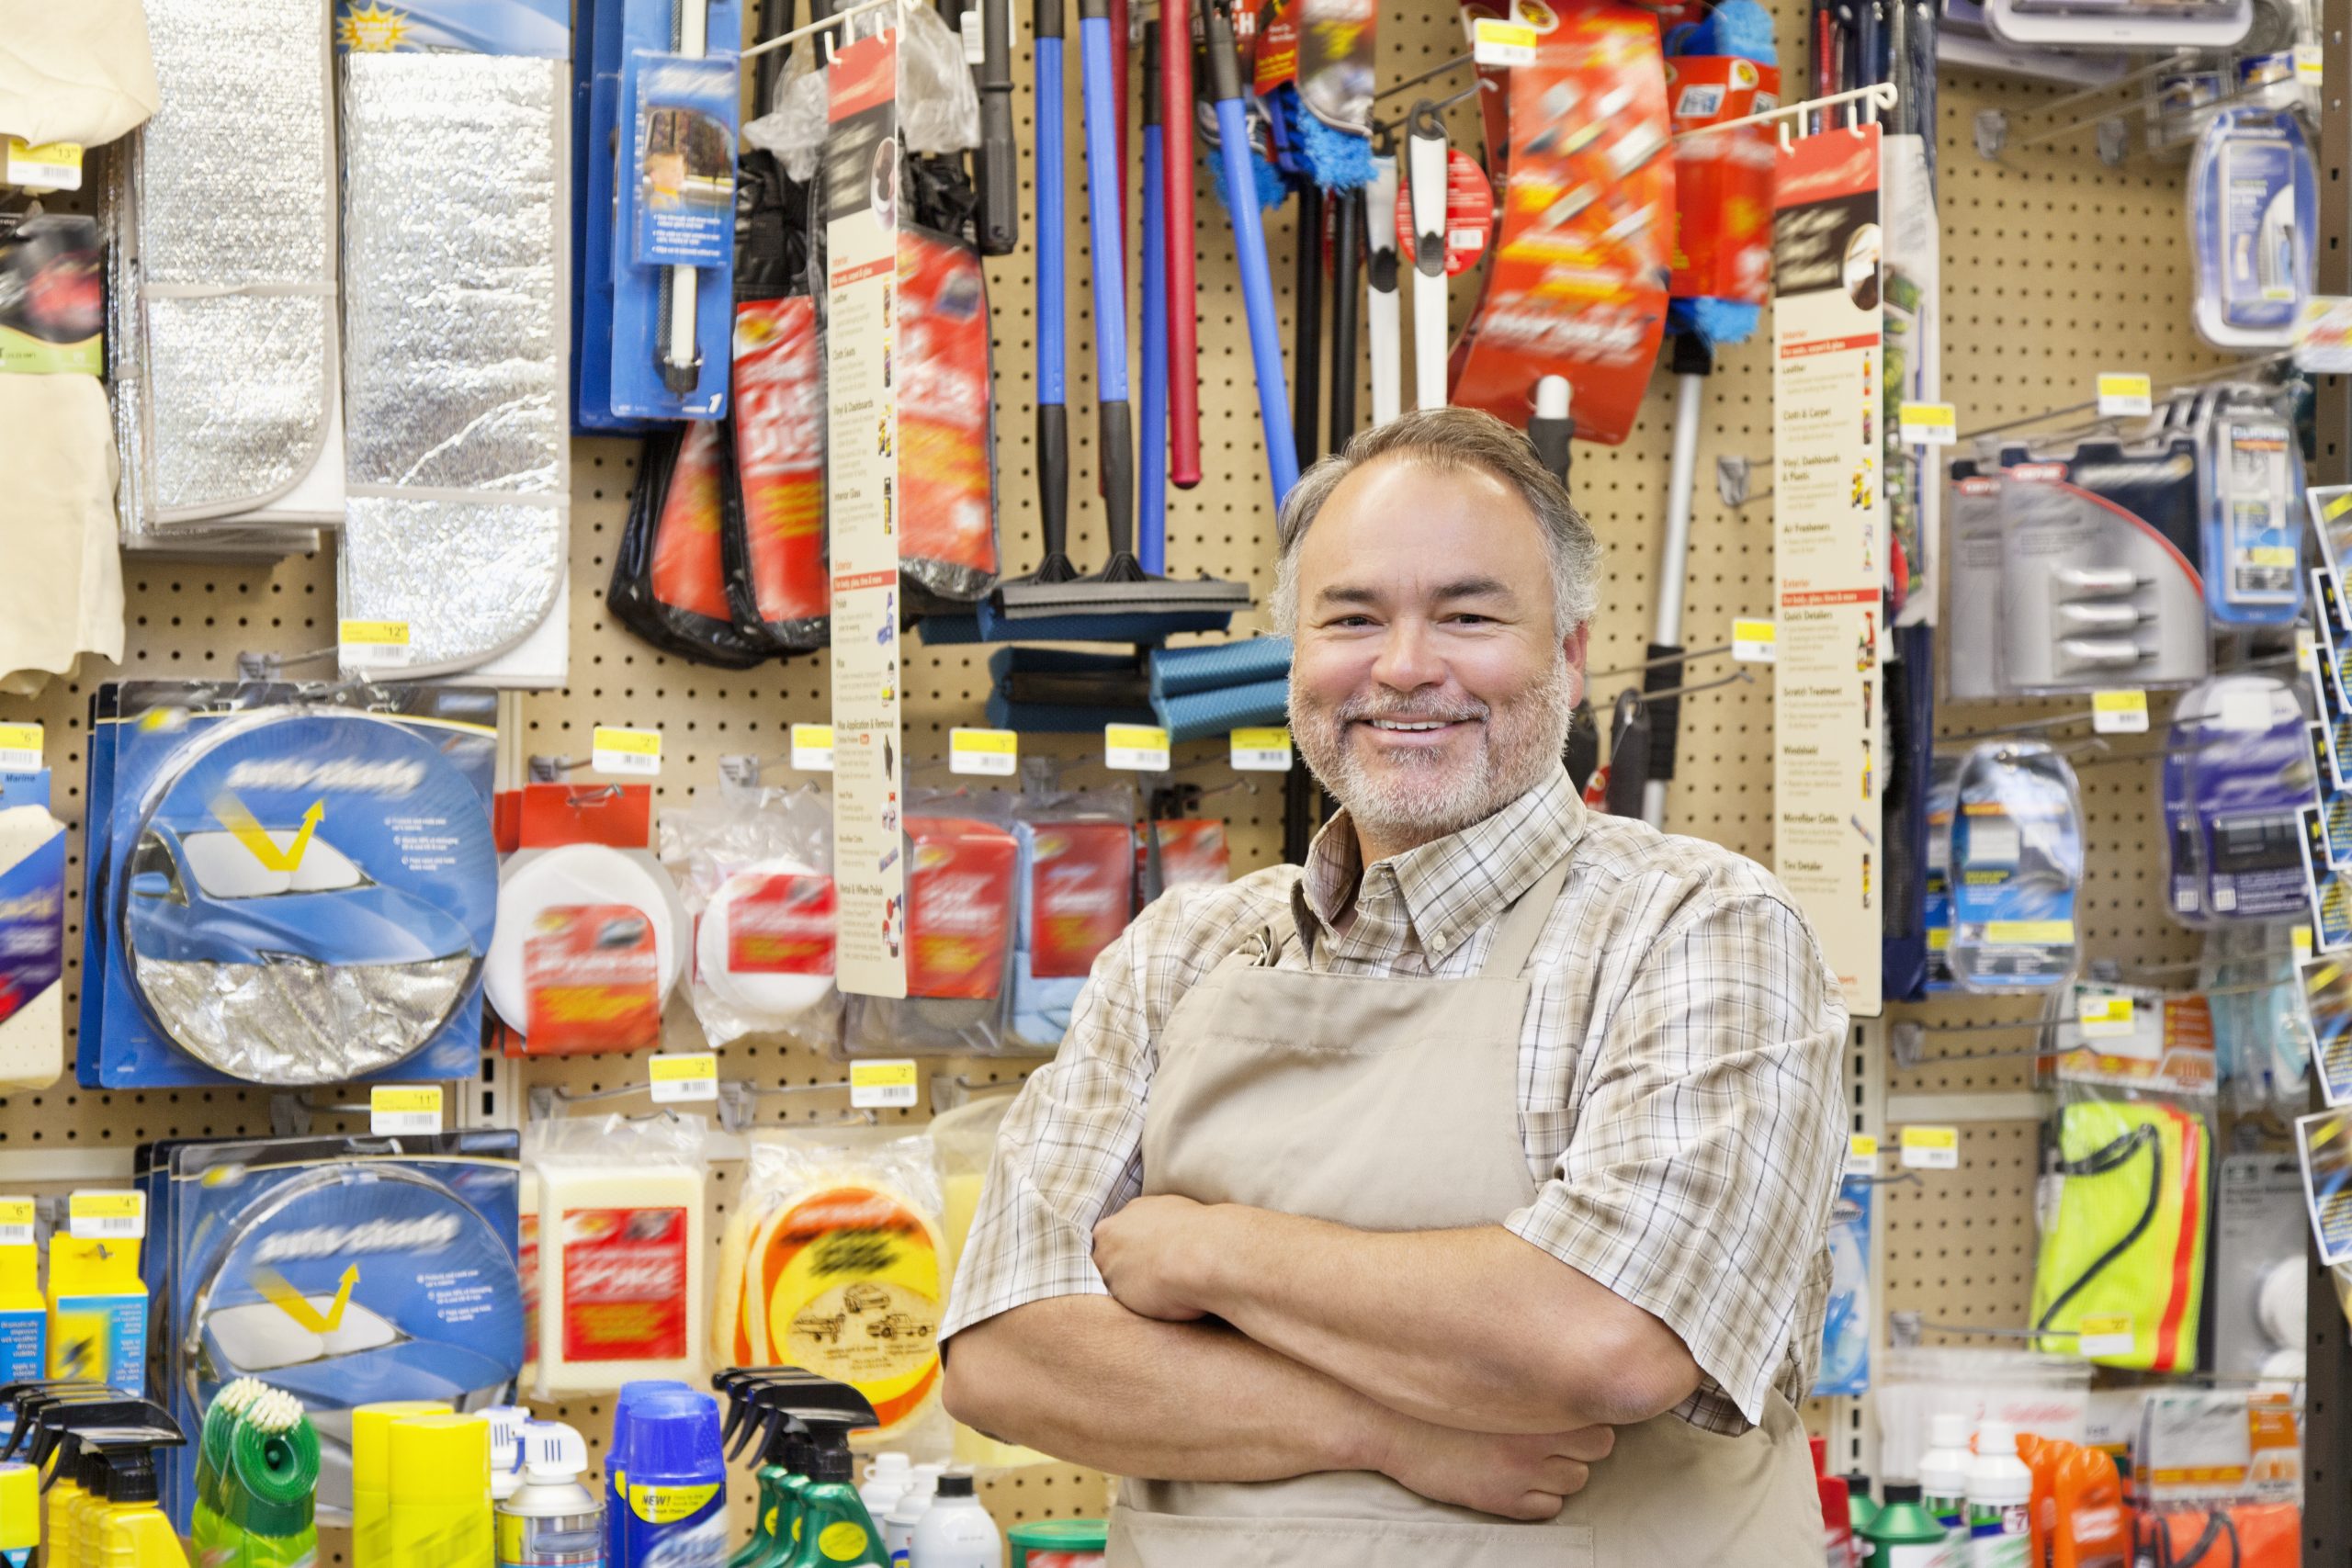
[191,1377,268,1567]
[221,1388,319,1568]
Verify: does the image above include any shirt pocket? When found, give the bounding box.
[1108,1503,1596,1568]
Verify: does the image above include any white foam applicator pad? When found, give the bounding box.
[698,856,835,1021]
[487,844,686,1034]
[2256,1257,2307,1348]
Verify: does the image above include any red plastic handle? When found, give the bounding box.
[1162,0,1202,487]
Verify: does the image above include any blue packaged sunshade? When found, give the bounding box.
[1949,739,2084,991]
[2190,107,2316,350]
[2161,676,2315,927]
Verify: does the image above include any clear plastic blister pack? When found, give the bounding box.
[661,780,841,1050]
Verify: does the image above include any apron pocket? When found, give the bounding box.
[1108,1503,1596,1568]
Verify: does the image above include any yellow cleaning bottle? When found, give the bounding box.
[386,1412,491,1566]
[0,1459,35,1568]
[349,1401,451,1568]
[83,1426,189,1568]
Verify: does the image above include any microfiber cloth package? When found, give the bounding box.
[1008,791,1135,1050]
[334,0,571,679]
[153,1131,524,1530]
[77,681,498,1089]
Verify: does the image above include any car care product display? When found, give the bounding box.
[350,1401,453,1568]
[2161,676,2314,926]
[524,1113,709,1396]
[490,784,689,1055]
[908,1473,999,1568]
[842,801,1020,1058]
[609,1382,725,1568]
[2188,107,2315,351]
[1946,741,2086,991]
[155,1133,524,1528]
[78,682,498,1089]
[662,782,838,1048]
[713,1133,946,1453]
[0,767,64,1089]
[494,1419,602,1568]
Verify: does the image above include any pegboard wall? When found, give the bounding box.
[0,0,2267,1545]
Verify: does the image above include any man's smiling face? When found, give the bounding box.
[1287,455,1589,863]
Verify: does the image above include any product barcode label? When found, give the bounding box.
[1897,402,1958,446]
[370,1085,444,1135]
[0,1197,33,1247]
[1470,17,1538,64]
[1732,619,1777,663]
[3,137,82,190]
[1845,1134,1879,1179]
[949,728,1019,777]
[849,1058,921,1109]
[1899,1126,1960,1170]
[2096,373,2152,417]
[0,723,41,773]
[2091,690,2149,734]
[790,723,835,772]
[2075,992,2136,1038]
[648,1053,720,1103]
[1104,724,1171,772]
[2076,1314,2134,1358]
[68,1191,144,1242]
[1229,727,1294,772]
[592,726,663,776]
[338,619,413,670]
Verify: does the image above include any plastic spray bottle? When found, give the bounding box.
[83,1424,191,1568]
[1917,1413,1973,1552]
[487,1406,532,1507]
[1964,1422,2031,1568]
[776,1385,887,1568]
[17,1395,170,1568]
[1860,1483,1951,1568]
[729,1395,812,1568]
[907,1474,999,1568]
[496,1420,604,1568]
[610,1386,725,1568]
[1811,1437,1854,1568]
[0,1459,33,1568]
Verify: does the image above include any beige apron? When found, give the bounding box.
[1109,855,1824,1568]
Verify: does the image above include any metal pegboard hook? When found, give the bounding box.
[1889,1016,2065,1070]
[1638,666,1757,704]
[1588,642,1736,682]
[1890,1311,2075,1348]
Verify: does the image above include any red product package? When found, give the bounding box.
[1029,821,1136,979]
[649,420,733,624]
[559,1205,692,1361]
[729,295,827,633]
[725,872,837,976]
[523,903,664,1055]
[1137,819,1230,899]
[1449,0,1673,446]
[905,816,1018,999]
[1665,55,1780,306]
[898,229,998,597]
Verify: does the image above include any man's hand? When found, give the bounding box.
[1375,1419,1616,1521]
[1092,1195,1216,1321]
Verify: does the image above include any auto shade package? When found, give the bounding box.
[2161,677,2316,927]
[155,1131,525,1531]
[1815,1172,1871,1397]
[2189,107,2316,351]
[78,682,498,1089]
[1947,740,2086,991]
[0,770,65,1089]
[335,0,571,679]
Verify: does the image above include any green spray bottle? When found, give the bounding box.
[219,1388,319,1568]
[733,1410,810,1568]
[190,1379,266,1567]
[775,1386,885,1568]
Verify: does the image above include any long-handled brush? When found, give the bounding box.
[1205,0,1300,503]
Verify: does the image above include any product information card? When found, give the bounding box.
[826,32,907,998]
[1772,124,1885,1016]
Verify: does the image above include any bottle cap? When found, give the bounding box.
[387,1414,490,1508]
[486,1405,529,1474]
[351,1402,454,1496]
[1930,1413,1970,1450]
[936,1472,976,1499]
[867,1453,911,1478]
[609,1382,694,1469]
[1883,1482,1923,1504]
[1975,1420,2018,1458]
[520,1420,590,1483]
[621,1390,721,1480]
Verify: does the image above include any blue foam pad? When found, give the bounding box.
[1156,677,1290,742]
[1149,636,1292,698]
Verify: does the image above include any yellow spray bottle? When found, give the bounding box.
[79,1426,189,1568]
[349,1401,451,1568]
[385,1412,491,1567]
[0,1459,35,1568]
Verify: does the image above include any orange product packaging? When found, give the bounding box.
[728,294,827,636]
[897,229,999,597]
[1664,53,1780,306]
[906,816,1020,999]
[2051,1446,2131,1568]
[2021,1432,2065,1566]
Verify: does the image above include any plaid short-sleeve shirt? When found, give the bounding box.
[941,766,1850,1434]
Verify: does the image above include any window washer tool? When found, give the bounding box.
[1206,0,1301,503]
[1366,146,1402,426]
[658,0,714,394]
[1162,0,1203,488]
[1140,20,1171,578]
[1407,102,1451,410]
[1291,179,1325,469]
[1329,187,1364,448]
[972,0,1018,254]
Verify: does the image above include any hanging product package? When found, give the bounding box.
[2161,675,2315,926]
[1446,0,1672,446]
[1943,455,2008,702]
[1009,788,1135,1051]
[2203,921,2306,1113]
[525,1113,708,1397]
[1815,1169,1872,1397]
[711,1129,948,1457]
[155,1131,525,1530]
[1661,16,1781,343]
[334,0,571,680]
[2189,107,2315,352]
[77,682,498,1089]
[659,778,839,1048]
[842,795,1020,1057]
[609,423,776,667]
[896,225,1001,603]
[0,768,64,1090]
[1946,739,2085,992]
[1997,434,2210,694]
[107,0,339,536]
[2030,1018,2216,1372]
[2198,386,2304,626]
[1923,754,1961,992]
[487,783,691,1055]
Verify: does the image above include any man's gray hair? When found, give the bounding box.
[1270,407,1603,637]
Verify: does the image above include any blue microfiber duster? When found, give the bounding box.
[1210,103,1290,211]
[1665,0,1777,354]
[1270,83,1374,192]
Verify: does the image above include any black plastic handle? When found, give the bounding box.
[1202,1,1244,104]
[977,0,1017,254]
[1034,0,1063,39]
[1528,412,1572,487]
[1141,17,1162,127]
[1100,398,1136,559]
[1038,401,1070,560]
[1328,188,1361,447]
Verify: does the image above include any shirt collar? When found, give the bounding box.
[1294,766,1590,964]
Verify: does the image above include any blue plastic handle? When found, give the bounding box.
[1035,37,1065,407]
[1215,98,1300,502]
[1140,121,1169,576]
[1079,14,1128,404]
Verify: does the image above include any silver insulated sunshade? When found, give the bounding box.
[336,49,570,678]
[107,0,338,529]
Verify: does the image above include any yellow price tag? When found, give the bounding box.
[1230,728,1294,772]
[790,724,836,771]
[1732,619,1777,664]
[0,1197,35,1247]
[0,723,42,772]
[2095,373,2153,416]
[370,1085,444,1134]
[2075,993,2136,1038]
[1899,1126,1960,1169]
[949,728,1020,776]
[1985,919,2075,945]
[1845,1134,1879,1177]
[3,138,83,190]
[2090,690,2148,735]
[338,619,413,670]
[2076,1314,2135,1358]
[592,726,663,776]
[2296,925,2315,964]
[649,1053,720,1103]
[1897,402,1958,446]
[850,1058,921,1110]
[1471,17,1539,63]
[1104,724,1172,772]
[68,1191,145,1240]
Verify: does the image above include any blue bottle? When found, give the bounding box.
[610,1383,727,1568]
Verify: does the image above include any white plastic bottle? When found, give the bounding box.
[487,1404,532,1505]
[1917,1412,1973,1555]
[495,1419,606,1568]
[885,1473,939,1567]
[862,1452,914,1521]
[909,1473,1001,1568]
[1963,1421,2031,1568]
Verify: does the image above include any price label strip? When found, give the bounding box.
[1471,17,1539,64]
[592,726,663,777]
[0,1197,33,1248]
[1896,402,1958,446]
[791,724,836,772]
[1732,619,1777,664]
[370,1085,444,1136]
[338,619,413,669]
[68,1191,145,1242]
[949,728,1019,777]
[1899,1125,1960,1170]
[2090,690,2148,735]
[0,723,41,774]
[2075,992,2136,1039]
[649,1053,721,1104]
[1229,727,1294,772]
[2075,1313,2135,1359]
[850,1058,921,1110]
[1105,724,1171,772]
[1845,1134,1880,1179]
[2095,372,2152,418]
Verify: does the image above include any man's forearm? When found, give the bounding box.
[1182,1211,1700,1434]
[940,1294,1391,1482]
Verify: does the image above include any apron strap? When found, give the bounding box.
[1478,852,1574,979]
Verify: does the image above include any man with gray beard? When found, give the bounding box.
[940,409,1849,1568]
